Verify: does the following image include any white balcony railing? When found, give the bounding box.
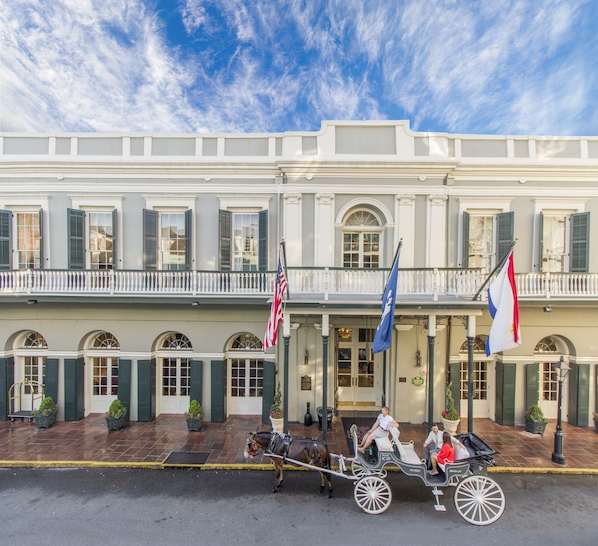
[0,268,597,300]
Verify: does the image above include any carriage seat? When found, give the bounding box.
[374,436,394,452]
[451,437,473,460]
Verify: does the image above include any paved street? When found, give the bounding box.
[0,468,596,545]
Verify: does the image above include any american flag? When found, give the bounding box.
[263,257,288,349]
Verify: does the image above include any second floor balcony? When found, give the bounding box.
[1,268,598,303]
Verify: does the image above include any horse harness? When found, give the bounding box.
[267,433,328,467]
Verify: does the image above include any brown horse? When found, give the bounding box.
[245,431,333,497]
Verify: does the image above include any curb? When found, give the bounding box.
[1,460,597,474]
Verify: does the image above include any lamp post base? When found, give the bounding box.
[551,431,566,465]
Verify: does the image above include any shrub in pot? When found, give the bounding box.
[185,399,204,431]
[32,396,58,429]
[106,399,127,431]
[525,404,548,435]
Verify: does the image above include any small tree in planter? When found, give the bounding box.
[106,399,127,431]
[525,404,548,435]
[269,384,284,433]
[592,412,598,432]
[32,396,58,429]
[441,382,460,434]
[185,399,204,431]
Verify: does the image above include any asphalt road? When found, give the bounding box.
[0,468,596,545]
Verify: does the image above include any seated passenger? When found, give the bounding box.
[429,431,454,475]
[357,406,400,453]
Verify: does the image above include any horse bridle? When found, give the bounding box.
[245,435,260,457]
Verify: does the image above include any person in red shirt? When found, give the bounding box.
[429,431,454,475]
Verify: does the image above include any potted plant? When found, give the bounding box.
[269,383,284,433]
[593,412,598,433]
[441,382,460,434]
[185,399,204,431]
[525,404,548,435]
[32,396,58,429]
[106,399,127,431]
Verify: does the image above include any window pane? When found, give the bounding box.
[232,213,259,271]
[16,212,41,269]
[542,215,566,273]
[161,213,186,270]
[468,215,493,271]
[89,212,114,270]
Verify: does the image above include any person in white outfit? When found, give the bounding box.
[357,406,400,453]
[423,422,444,467]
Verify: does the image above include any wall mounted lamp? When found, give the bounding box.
[191,301,200,306]
[304,349,309,365]
[415,349,422,367]
[543,305,552,313]
[27,299,38,305]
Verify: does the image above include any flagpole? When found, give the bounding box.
[280,239,290,300]
[472,239,517,301]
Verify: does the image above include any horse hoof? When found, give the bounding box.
[272,488,278,494]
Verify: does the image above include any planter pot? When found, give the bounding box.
[270,416,284,433]
[34,410,57,430]
[525,416,547,435]
[442,417,460,435]
[186,416,203,432]
[106,414,126,431]
[594,419,598,432]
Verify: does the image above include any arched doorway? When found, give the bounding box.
[534,336,569,420]
[85,331,120,414]
[156,332,193,413]
[458,336,493,418]
[227,333,264,415]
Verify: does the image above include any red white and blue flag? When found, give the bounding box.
[486,251,521,356]
[263,257,288,349]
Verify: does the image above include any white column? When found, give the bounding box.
[315,193,335,266]
[426,195,447,267]
[283,193,302,266]
[396,194,415,267]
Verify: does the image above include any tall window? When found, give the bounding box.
[161,333,192,396]
[342,210,381,268]
[540,212,590,273]
[233,213,259,271]
[16,212,41,269]
[143,209,191,271]
[160,212,186,270]
[0,209,43,270]
[88,212,114,269]
[535,337,558,401]
[462,211,513,272]
[91,332,120,396]
[459,337,488,400]
[23,332,47,393]
[68,208,116,270]
[230,333,264,399]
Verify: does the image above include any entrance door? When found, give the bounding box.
[336,327,379,409]
[159,357,190,413]
[228,358,263,415]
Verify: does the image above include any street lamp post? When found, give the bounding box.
[551,356,571,465]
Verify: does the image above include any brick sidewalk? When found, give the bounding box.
[1,414,596,470]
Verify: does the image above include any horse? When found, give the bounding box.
[245,431,333,497]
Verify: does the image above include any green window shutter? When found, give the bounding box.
[461,211,469,267]
[495,362,516,425]
[496,211,514,262]
[185,209,193,270]
[568,363,590,426]
[262,361,276,424]
[448,362,461,415]
[38,208,44,268]
[570,212,589,272]
[189,360,203,405]
[258,209,268,272]
[525,363,539,410]
[64,357,84,421]
[143,209,158,270]
[137,359,156,422]
[0,357,15,421]
[44,358,59,403]
[111,208,117,270]
[218,210,231,270]
[0,209,12,270]
[68,208,85,270]
[210,360,226,423]
[118,359,132,421]
[538,212,545,271]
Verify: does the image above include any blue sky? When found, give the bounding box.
[1,0,597,136]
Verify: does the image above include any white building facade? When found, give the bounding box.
[0,121,596,429]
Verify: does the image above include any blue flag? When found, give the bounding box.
[373,247,401,354]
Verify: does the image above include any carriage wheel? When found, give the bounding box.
[453,475,505,526]
[351,459,366,478]
[354,476,392,514]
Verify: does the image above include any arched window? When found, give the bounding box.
[342,209,381,268]
[534,336,558,401]
[90,332,120,396]
[160,333,192,398]
[231,333,262,350]
[21,331,47,393]
[24,332,47,348]
[162,333,192,350]
[458,336,488,400]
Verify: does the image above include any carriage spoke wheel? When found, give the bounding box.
[453,475,505,526]
[351,460,366,478]
[354,476,392,514]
